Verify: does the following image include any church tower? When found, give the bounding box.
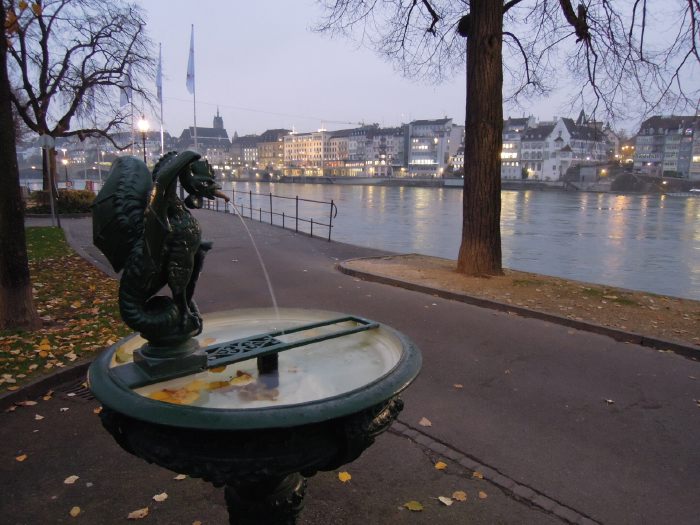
[213,107,224,130]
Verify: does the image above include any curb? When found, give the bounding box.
[390,421,601,525]
[337,259,700,361]
[0,359,91,411]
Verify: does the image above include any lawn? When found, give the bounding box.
[0,227,129,393]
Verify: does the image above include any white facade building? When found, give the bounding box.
[521,116,607,180]
[407,118,453,177]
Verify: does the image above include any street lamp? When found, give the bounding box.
[61,158,68,184]
[137,116,150,163]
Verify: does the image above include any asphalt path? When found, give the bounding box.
[31,212,700,524]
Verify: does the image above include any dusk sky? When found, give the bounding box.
[136,0,628,137]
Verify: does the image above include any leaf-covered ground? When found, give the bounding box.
[0,227,129,393]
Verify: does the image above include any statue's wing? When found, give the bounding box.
[92,157,152,272]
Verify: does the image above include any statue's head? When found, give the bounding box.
[180,159,225,208]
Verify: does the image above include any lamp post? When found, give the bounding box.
[61,158,68,184]
[137,116,150,164]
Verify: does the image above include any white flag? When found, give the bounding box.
[186,25,195,95]
[156,43,163,103]
[119,64,132,107]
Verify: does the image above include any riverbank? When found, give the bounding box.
[340,254,700,353]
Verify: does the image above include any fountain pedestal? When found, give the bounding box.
[89,308,420,524]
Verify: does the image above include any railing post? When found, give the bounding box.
[295,196,299,233]
[328,199,334,242]
[249,190,253,219]
[269,192,273,225]
[282,212,285,229]
[259,207,262,222]
[216,198,219,212]
[311,218,314,238]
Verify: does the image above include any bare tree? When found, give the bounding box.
[6,0,155,191]
[317,0,700,275]
[1,0,155,330]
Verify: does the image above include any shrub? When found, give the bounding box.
[28,189,95,214]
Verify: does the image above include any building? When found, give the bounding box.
[407,118,456,177]
[257,129,290,172]
[521,114,607,180]
[230,133,260,166]
[177,109,231,152]
[283,130,330,176]
[634,115,698,177]
[501,116,534,179]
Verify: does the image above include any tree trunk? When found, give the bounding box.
[0,2,41,330]
[456,0,504,275]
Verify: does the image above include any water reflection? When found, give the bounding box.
[227,182,699,300]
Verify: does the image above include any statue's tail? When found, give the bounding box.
[118,246,200,346]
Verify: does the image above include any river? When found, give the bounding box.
[224,181,700,301]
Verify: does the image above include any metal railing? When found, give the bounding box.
[202,188,338,242]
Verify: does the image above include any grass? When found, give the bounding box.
[0,227,129,394]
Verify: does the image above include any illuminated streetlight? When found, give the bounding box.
[61,158,68,183]
[137,116,150,163]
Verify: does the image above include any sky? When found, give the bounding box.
[135,0,627,138]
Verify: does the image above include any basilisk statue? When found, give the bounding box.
[92,151,229,347]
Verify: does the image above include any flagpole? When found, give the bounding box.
[193,79,198,150]
[157,43,164,155]
[187,24,198,151]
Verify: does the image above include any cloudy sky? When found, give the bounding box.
[135,0,623,137]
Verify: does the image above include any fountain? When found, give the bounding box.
[88,151,421,524]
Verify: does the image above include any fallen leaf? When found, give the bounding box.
[60,407,70,412]
[64,475,80,484]
[472,471,484,479]
[174,474,187,480]
[438,496,453,506]
[453,384,464,389]
[418,417,432,427]
[93,406,102,414]
[338,471,352,483]
[452,490,467,501]
[403,501,424,512]
[17,400,38,406]
[605,399,615,405]
[193,521,202,525]
[69,506,81,517]
[15,454,28,462]
[230,371,254,386]
[152,492,168,502]
[209,365,227,373]
[478,491,488,499]
[34,414,44,420]
[127,507,149,520]
[434,461,447,470]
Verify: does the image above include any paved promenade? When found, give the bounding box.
[2,211,699,524]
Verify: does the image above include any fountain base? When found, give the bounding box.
[98,398,403,524]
